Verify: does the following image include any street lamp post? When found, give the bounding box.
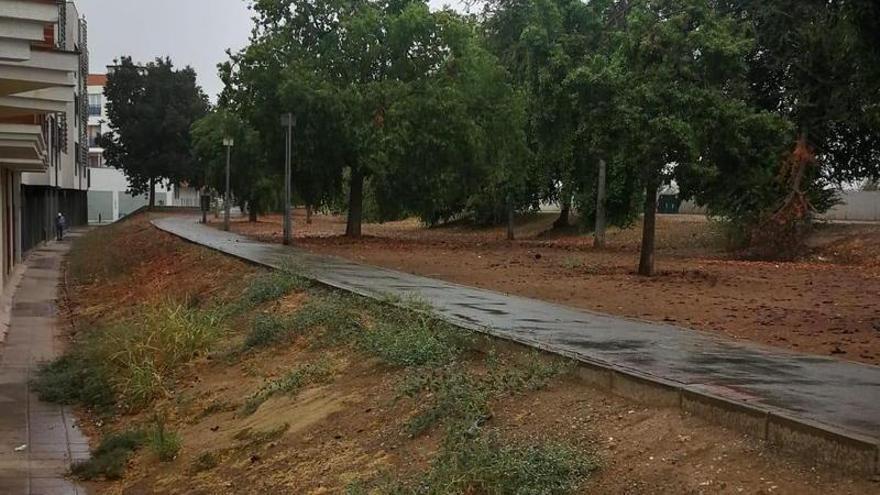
[280,113,295,245]
[222,136,234,231]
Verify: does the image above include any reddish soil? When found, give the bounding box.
[215,211,880,365]
[66,220,878,493]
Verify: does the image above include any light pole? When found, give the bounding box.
[280,113,295,245]
[222,136,234,231]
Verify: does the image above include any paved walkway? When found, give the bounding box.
[0,234,90,494]
[154,216,880,445]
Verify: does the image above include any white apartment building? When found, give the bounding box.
[0,0,86,287]
[87,73,199,223]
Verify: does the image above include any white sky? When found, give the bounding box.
[77,0,469,102]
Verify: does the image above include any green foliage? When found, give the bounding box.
[103,57,209,203]
[243,313,294,350]
[237,269,309,312]
[36,301,224,412]
[71,429,146,480]
[399,351,570,436]
[359,430,595,495]
[412,432,594,495]
[147,414,182,462]
[32,352,116,413]
[191,109,278,218]
[359,311,464,368]
[241,359,333,415]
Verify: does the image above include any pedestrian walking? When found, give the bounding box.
[55,212,66,241]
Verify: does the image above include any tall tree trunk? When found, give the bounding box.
[638,179,658,276]
[148,177,156,208]
[346,167,364,238]
[306,204,313,224]
[248,202,258,222]
[554,204,570,229]
[554,182,571,229]
[594,159,607,248]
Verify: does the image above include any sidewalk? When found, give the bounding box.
[0,234,90,494]
[153,216,880,473]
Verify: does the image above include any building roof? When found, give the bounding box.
[87,74,107,86]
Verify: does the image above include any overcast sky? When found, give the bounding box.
[77,0,468,102]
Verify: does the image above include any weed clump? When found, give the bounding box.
[241,359,333,415]
[147,414,181,462]
[34,301,223,412]
[32,352,115,413]
[243,313,293,349]
[413,432,595,495]
[359,311,464,367]
[237,268,309,312]
[71,429,146,480]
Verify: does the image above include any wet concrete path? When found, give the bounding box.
[154,216,880,444]
[0,234,90,494]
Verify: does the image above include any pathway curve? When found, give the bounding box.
[154,216,880,466]
[0,234,90,494]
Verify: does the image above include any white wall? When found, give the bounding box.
[820,191,880,222]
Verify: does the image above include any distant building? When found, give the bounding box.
[86,74,199,223]
[0,0,89,284]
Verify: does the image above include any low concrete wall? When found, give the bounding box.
[820,191,880,222]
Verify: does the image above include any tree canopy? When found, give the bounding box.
[206,0,880,272]
[102,57,209,206]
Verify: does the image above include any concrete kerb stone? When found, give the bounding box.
[151,219,880,477]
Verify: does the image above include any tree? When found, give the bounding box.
[103,57,209,206]
[191,110,276,222]
[606,0,788,275]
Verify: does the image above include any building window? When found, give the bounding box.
[88,124,102,147]
[88,94,102,116]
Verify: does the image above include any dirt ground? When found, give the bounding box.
[64,216,879,494]
[212,211,880,366]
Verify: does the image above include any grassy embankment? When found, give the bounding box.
[34,217,595,493]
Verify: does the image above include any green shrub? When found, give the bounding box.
[359,312,462,368]
[243,313,293,349]
[147,414,181,462]
[32,352,115,413]
[71,429,146,480]
[237,269,309,311]
[410,432,595,495]
[399,367,490,436]
[241,359,333,415]
[37,301,224,412]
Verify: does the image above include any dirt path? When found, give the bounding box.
[216,211,880,365]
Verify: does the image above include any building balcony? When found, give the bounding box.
[0,123,48,172]
[0,0,58,62]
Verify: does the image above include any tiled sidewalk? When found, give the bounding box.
[0,236,90,494]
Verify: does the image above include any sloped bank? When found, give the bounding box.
[32,214,877,493]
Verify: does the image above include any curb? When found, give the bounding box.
[152,218,880,476]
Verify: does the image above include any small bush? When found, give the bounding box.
[411,432,595,495]
[400,367,489,436]
[33,352,115,413]
[241,359,333,415]
[359,312,462,368]
[148,415,181,462]
[237,269,309,311]
[243,313,293,349]
[71,429,145,480]
[399,352,569,436]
